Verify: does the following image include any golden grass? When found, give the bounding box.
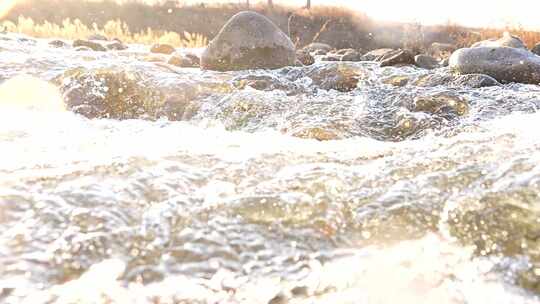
[440,23,540,49]
[1,16,208,48]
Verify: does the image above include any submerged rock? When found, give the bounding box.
[472,32,527,49]
[451,74,500,88]
[73,39,106,52]
[55,68,162,119]
[232,74,299,94]
[412,73,455,87]
[106,41,128,51]
[449,47,540,84]
[150,43,176,55]
[381,75,410,87]
[412,92,469,117]
[379,49,415,67]
[49,40,69,48]
[302,42,332,55]
[414,54,440,69]
[201,11,296,71]
[304,63,362,92]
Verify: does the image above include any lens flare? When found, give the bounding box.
[0,0,20,19]
[0,75,65,112]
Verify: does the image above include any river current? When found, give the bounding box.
[1,33,540,303]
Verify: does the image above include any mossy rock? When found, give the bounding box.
[55,68,163,119]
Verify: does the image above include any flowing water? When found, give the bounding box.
[1,33,540,303]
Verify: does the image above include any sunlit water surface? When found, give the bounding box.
[1,33,540,303]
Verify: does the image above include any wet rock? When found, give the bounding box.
[449,47,540,84]
[429,42,456,59]
[381,75,409,87]
[341,49,362,61]
[292,126,340,141]
[305,63,362,92]
[532,43,540,56]
[411,73,456,87]
[414,54,440,69]
[55,68,162,119]
[49,40,69,48]
[296,50,315,66]
[73,39,107,52]
[157,96,200,121]
[232,74,299,94]
[302,42,332,55]
[87,34,108,41]
[472,32,527,49]
[106,41,128,51]
[150,43,176,55]
[201,11,296,71]
[168,53,199,67]
[361,48,394,61]
[379,49,415,67]
[451,74,500,88]
[412,92,469,117]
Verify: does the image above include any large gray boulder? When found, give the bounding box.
[201,11,296,71]
[471,32,527,49]
[449,47,540,84]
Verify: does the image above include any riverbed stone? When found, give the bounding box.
[451,74,501,88]
[449,46,540,84]
[201,11,296,71]
[471,32,527,49]
[73,39,106,52]
[414,54,440,69]
[379,49,415,67]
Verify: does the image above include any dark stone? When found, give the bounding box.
[449,47,540,84]
[379,49,415,67]
[106,41,128,51]
[532,43,540,56]
[414,54,440,69]
[451,74,501,88]
[361,48,394,61]
[49,40,69,48]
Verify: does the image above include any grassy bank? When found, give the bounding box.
[2,0,540,50]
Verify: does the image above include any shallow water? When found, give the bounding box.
[1,33,540,303]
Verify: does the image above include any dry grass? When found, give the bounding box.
[440,23,540,49]
[1,16,208,48]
